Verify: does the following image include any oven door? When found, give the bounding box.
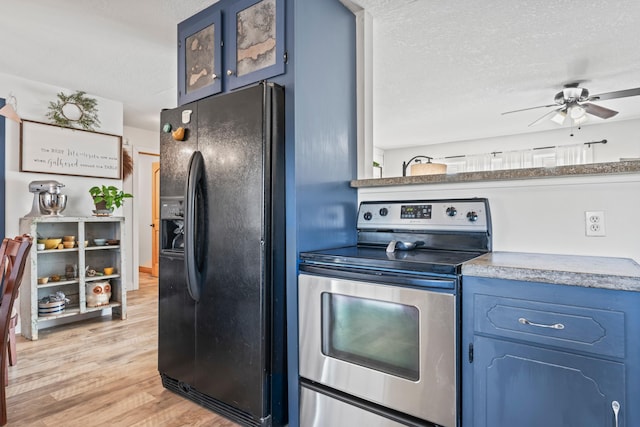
[298,272,457,427]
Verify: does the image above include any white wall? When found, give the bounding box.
[1,73,161,296]
[381,118,640,177]
[1,78,161,312]
[365,116,640,265]
[359,173,640,264]
[1,73,125,332]
[0,72,124,231]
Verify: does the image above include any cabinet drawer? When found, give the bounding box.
[474,294,625,358]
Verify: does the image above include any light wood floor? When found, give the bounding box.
[7,273,240,426]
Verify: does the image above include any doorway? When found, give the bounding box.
[136,151,159,277]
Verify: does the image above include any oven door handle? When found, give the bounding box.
[299,264,456,289]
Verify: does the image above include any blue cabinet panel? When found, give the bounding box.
[178,5,223,104]
[473,336,624,427]
[226,0,286,91]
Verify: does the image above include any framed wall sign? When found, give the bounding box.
[20,120,122,179]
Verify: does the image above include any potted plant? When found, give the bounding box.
[89,185,133,215]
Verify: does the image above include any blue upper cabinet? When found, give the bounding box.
[226,0,285,90]
[178,0,286,105]
[178,4,223,105]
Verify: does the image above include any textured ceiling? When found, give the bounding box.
[2,0,640,148]
[353,0,640,149]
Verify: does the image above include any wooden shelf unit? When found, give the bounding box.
[19,216,126,340]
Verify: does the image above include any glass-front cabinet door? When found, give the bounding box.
[178,7,223,105]
[226,0,285,90]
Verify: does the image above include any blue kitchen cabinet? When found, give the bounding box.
[462,276,640,427]
[472,336,624,427]
[225,0,285,91]
[178,0,286,105]
[178,5,222,104]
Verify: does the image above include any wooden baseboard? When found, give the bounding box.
[139,266,152,274]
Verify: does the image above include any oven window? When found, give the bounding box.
[321,293,419,381]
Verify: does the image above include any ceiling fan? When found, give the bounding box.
[502,83,640,127]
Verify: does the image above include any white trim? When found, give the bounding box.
[340,2,373,179]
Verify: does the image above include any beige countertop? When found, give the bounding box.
[462,251,640,292]
[351,160,640,188]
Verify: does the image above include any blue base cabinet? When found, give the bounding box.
[473,336,624,427]
[462,276,640,427]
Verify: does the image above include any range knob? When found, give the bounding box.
[379,207,388,216]
[466,211,478,222]
[446,206,457,217]
[363,211,373,221]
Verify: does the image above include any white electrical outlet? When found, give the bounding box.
[585,211,606,236]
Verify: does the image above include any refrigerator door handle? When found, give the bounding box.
[184,150,205,302]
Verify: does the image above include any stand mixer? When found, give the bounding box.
[25,180,67,217]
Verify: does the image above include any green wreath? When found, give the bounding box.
[46,90,100,131]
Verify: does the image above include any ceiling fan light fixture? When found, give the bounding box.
[550,110,567,125]
[573,114,588,125]
[569,105,586,119]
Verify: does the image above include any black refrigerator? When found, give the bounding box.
[158,82,286,427]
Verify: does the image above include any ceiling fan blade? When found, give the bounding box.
[590,87,640,101]
[582,102,619,119]
[502,104,558,115]
[528,107,564,127]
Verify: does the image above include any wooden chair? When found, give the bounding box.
[3,311,17,387]
[0,235,32,426]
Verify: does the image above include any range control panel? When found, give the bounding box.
[357,199,490,232]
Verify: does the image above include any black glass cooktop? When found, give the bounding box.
[300,245,486,276]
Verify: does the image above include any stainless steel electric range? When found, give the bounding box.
[298,198,492,427]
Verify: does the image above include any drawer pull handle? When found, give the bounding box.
[518,317,565,330]
[612,400,620,427]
